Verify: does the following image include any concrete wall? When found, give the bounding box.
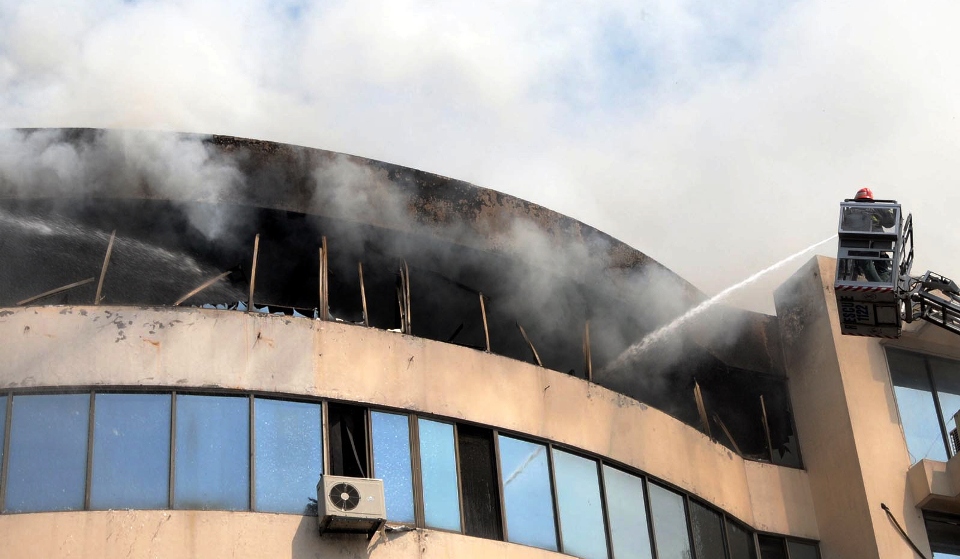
[775,257,934,559]
[0,510,566,559]
[0,303,817,544]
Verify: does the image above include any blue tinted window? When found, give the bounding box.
[498,435,557,551]
[648,483,692,559]
[254,398,322,514]
[553,449,607,559]
[91,393,170,510]
[6,394,89,512]
[418,419,461,531]
[371,411,414,523]
[931,357,960,456]
[174,395,249,510]
[603,465,654,559]
[888,350,947,462]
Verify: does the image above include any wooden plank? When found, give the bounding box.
[94,230,116,305]
[317,245,327,320]
[584,320,593,382]
[358,261,369,327]
[321,236,329,321]
[760,395,774,462]
[713,414,742,455]
[173,270,233,306]
[403,259,411,334]
[479,293,491,352]
[396,284,406,333]
[516,321,543,367]
[18,277,95,306]
[248,234,260,311]
[694,380,712,438]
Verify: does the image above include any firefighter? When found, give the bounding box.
[842,187,896,282]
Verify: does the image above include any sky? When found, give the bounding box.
[1,0,958,313]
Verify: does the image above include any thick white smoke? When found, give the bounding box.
[2,0,959,313]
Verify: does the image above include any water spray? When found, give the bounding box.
[603,234,838,374]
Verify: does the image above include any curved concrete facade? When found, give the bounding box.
[0,129,826,558]
[0,305,817,541]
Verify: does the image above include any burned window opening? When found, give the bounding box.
[0,197,802,469]
[456,424,503,541]
[326,403,368,479]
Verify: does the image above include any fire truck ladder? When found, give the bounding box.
[908,271,960,336]
[897,215,960,336]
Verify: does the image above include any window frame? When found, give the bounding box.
[886,347,960,461]
[0,387,820,559]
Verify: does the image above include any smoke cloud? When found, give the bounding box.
[2,0,959,313]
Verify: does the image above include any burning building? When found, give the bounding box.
[0,129,955,558]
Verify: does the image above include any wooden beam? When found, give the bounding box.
[248,234,260,311]
[584,320,593,382]
[173,270,233,306]
[516,321,543,367]
[18,277,95,306]
[403,259,411,334]
[712,414,742,455]
[396,284,406,333]
[94,230,116,305]
[322,237,329,320]
[694,380,712,438]
[760,395,774,462]
[358,261,369,327]
[318,237,328,321]
[479,292,491,352]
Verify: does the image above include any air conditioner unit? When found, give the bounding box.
[317,475,386,538]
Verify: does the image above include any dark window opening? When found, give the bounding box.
[925,511,960,555]
[757,534,787,559]
[327,403,368,478]
[456,424,503,540]
[727,519,759,559]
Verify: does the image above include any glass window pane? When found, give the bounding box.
[602,466,654,559]
[371,411,414,523]
[648,483,692,559]
[498,435,557,551]
[255,398,322,515]
[418,419,461,531]
[932,357,960,456]
[758,535,787,559]
[174,394,249,510]
[787,541,820,559]
[888,349,947,462]
[690,500,726,559]
[553,449,607,559]
[727,519,758,559]
[6,394,89,512]
[91,393,170,510]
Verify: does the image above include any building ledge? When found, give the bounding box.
[907,457,960,514]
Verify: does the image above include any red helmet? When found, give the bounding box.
[855,187,874,200]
